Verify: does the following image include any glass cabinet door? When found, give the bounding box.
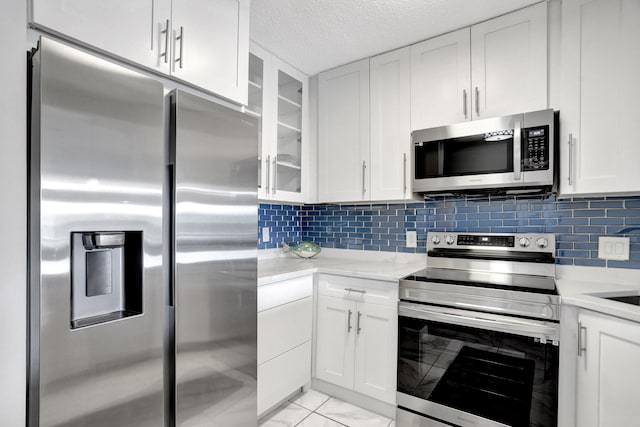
[247,53,265,196]
[275,70,303,196]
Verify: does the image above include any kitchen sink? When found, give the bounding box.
[592,292,640,307]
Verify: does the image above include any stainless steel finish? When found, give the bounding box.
[412,109,555,193]
[513,120,522,180]
[397,393,511,427]
[578,321,587,356]
[518,236,530,247]
[348,309,353,333]
[92,232,126,248]
[400,278,560,321]
[175,26,184,69]
[400,301,560,341]
[403,153,407,194]
[427,231,556,254]
[29,37,164,426]
[266,154,271,194]
[568,133,574,186]
[272,156,277,194]
[172,89,257,426]
[356,311,362,334]
[463,89,468,118]
[362,160,367,196]
[161,19,170,63]
[475,86,480,116]
[537,237,549,248]
[345,287,366,294]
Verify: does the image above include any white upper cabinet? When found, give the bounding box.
[411,29,471,130]
[29,0,249,104]
[410,2,547,130]
[252,43,309,203]
[471,2,547,119]
[318,59,370,203]
[561,0,640,195]
[370,47,413,201]
[171,0,249,103]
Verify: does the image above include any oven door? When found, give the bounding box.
[398,302,559,427]
[412,114,523,192]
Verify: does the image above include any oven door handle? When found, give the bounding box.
[399,302,559,342]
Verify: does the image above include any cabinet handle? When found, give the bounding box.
[272,157,277,194]
[475,86,480,116]
[160,19,170,64]
[357,311,362,335]
[345,287,366,294]
[403,153,408,194]
[568,133,574,186]
[362,160,367,197]
[265,155,270,195]
[175,26,184,69]
[513,120,522,181]
[347,309,353,333]
[463,89,468,118]
[578,321,587,356]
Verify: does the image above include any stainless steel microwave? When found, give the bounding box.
[412,109,557,194]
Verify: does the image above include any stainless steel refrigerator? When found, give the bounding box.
[28,37,257,427]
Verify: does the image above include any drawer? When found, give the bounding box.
[258,341,311,416]
[318,274,398,307]
[258,296,312,364]
[258,274,313,312]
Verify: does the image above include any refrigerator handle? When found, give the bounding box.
[168,163,176,307]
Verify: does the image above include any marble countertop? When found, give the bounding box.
[556,265,640,323]
[258,248,426,286]
[259,249,640,324]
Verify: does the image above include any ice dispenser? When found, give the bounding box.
[71,231,143,329]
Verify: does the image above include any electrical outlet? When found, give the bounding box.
[262,227,270,243]
[598,236,629,261]
[406,230,417,248]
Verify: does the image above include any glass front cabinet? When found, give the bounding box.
[249,43,308,203]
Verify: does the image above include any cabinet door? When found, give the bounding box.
[353,303,397,404]
[410,28,471,130]
[318,59,370,203]
[30,0,170,74]
[561,0,640,195]
[370,47,412,201]
[576,310,640,427]
[171,0,249,104]
[471,2,547,119]
[315,296,356,389]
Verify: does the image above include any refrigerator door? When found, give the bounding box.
[28,38,165,426]
[172,90,258,426]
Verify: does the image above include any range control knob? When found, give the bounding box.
[431,235,441,245]
[518,237,531,248]
[445,235,455,245]
[536,237,549,249]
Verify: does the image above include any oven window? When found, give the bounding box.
[415,133,514,179]
[398,315,558,427]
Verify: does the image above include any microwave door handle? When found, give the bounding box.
[513,120,522,180]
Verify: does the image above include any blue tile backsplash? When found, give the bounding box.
[259,196,640,269]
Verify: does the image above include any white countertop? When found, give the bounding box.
[259,249,640,324]
[258,248,426,285]
[556,265,640,323]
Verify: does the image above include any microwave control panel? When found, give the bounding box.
[523,125,549,170]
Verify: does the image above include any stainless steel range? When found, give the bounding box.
[397,232,560,427]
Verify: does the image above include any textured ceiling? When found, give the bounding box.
[250,0,543,76]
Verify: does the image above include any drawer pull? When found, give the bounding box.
[345,287,366,294]
[347,309,353,333]
[357,311,362,334]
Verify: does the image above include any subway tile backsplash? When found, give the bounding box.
[259,196,640,268]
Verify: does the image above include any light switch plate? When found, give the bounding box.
[262,227,270,243]
[598,236,629,261]
[406,230,417,248]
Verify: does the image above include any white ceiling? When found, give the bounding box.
[250,0,543,76]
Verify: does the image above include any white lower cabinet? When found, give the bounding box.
[315,275,397,404]
[257,275,313,416]
[575,309,640,426]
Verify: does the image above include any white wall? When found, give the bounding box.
[0,0,27,425]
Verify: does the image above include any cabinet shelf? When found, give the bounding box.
[278,95,302,115]
[244,108,261,118]
[277,161,301,170]
[277,121,302,136]
[249,79,262,90]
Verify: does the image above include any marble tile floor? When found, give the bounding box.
[259,389,395,427]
